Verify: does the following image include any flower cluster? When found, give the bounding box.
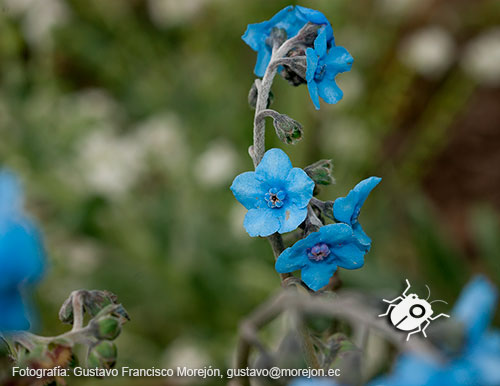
[234,6,378,291]
[242,5,353,109]
[0,170,45,331]
[231,148,380,290]
[242,5,334,77]
[370,276,500,386]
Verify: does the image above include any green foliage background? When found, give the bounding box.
[1,0,499,384]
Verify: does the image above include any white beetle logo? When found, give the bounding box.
[378,279,450,341]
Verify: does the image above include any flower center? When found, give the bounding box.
[314,63,327,81]
[307,243,331,262]
[265,188,286,209]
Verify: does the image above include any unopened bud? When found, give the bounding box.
[296,22,322,46]
[87,341,117,369]
[304,160,334,186]
[91,316,121,340]
[273,114,303,145]
[280,53,307,86]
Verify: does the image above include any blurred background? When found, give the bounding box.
[0,0,499,384]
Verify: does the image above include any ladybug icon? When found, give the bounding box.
[378,279,450,341]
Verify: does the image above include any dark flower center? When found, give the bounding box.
[307,242,331,262]
[265,188,286,209]
[314,63,327,81]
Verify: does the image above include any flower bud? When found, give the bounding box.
[280,53,307,86]
[272,114,303,145]
[91,316,121,341]
[304,159,334,186]
[87,341,117,369]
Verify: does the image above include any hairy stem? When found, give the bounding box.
[250,34,307,282]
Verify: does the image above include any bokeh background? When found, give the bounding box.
[1,0,499,384]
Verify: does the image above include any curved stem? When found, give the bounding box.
[250,35,305,282]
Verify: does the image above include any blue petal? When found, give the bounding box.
[333,243,365,270]
[277,205,307,234]
[0,220,45,292]
[243,208,280,237]
[467,331,500,385]
[353,222,371,251]
[0,289,30,331]
[333,177,381,224]
[324,46,354,74]
[305,47,318,83]
[255,148,293,183]
[314,27,327,57]
[333,193,358,224]
[301,262,337,291]
[318,223,355,245]
[275,242,309,273]
[230,171,267,210]
[285,168,315,208]
[254,47,272,78]
[307,79,320,110]
[295,6,334,44]
[0,170,23,217]
[352,176,382,203]
[452,276,498,345]
[318,78,343,105]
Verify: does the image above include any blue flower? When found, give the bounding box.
[231,148,314,237]
[305,27,353,109]
[289,378,338,386]
[275,223,365,291]
[452,275,498,346]
[333,177,381,251]
[0,170,45,331]
[242,6,334,77]
[369,276,500,386]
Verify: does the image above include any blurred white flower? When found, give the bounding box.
[147,0,206,28]
[78,129,144,197]
[461,28,500,86]
[133,113,188,173]
[162,338,211,376]
[320,117,372,161]
[377,0,431,19]
[4,0,71,49]
[399,26,456,78]
[193,140,238,188]
[58,89,123,125]
[63,239,100,275]
[229,204,248,239]
[336,70,364,105]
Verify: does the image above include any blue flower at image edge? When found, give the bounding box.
[289,378,338,386]
[0,170,45,331]
[369,276,500,386]
[306,27,353,109]
[231,149,314,237]
[333,176,381,251]
[243,5,334,77]
[275,223,365,291]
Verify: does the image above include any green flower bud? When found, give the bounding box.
[87,341,117,369]
[304,159,334,186]
[272,114,303,145]
[91,316,121,341]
